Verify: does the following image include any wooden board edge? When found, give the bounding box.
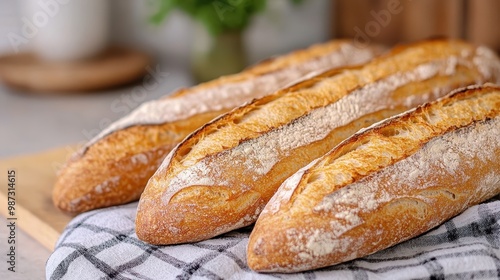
[0,190,60,251]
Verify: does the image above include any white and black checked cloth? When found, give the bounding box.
[46,198,500,280]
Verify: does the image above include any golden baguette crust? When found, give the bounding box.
[136,40,500,245]
[247,85,500,272]
[53,40,380,214]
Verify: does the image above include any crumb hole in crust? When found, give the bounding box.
[379,127,401,137]
[203,127,219,138]
[306,172,324,184]
[443,190,457,200]
[176,146,193,159]
[443,100,454,107]
[232,116,242,125]
[419,188,457,201]
[387,198,429,220]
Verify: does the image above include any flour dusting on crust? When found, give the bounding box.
[243,56,477,215]
[260,108,499,267]
[162,57,467,204]
[474,46,500,82]
[317,116,499,213]
[83,43,376,151]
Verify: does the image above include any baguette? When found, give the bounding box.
[136,40,500,245]
[247,84,500,272]
[53,40,380,214]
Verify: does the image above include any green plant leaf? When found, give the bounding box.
[151,0,299,35]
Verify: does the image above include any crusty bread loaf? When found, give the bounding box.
[53,40,380,214]
[136,40,500,245]
[247,84,500,273]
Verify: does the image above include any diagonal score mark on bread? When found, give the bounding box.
[247,85,500,273]
[136,40,500,245]
[53,40,381,214]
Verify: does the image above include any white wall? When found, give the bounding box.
[0,1,23,54]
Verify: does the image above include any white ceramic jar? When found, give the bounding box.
[22,0,109,61]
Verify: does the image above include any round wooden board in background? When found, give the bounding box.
[0,47,150,93]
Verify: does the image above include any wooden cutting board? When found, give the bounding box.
[0,146,77,251]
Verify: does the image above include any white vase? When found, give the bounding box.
[22,0,109,61]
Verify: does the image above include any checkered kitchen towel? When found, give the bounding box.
[46,198,500,280]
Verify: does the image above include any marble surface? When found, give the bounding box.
[0,64,191,278]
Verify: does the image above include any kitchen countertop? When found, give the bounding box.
[0,65,191,157]
[0,64,192,278]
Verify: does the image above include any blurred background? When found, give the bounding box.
[0,0,499,157]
